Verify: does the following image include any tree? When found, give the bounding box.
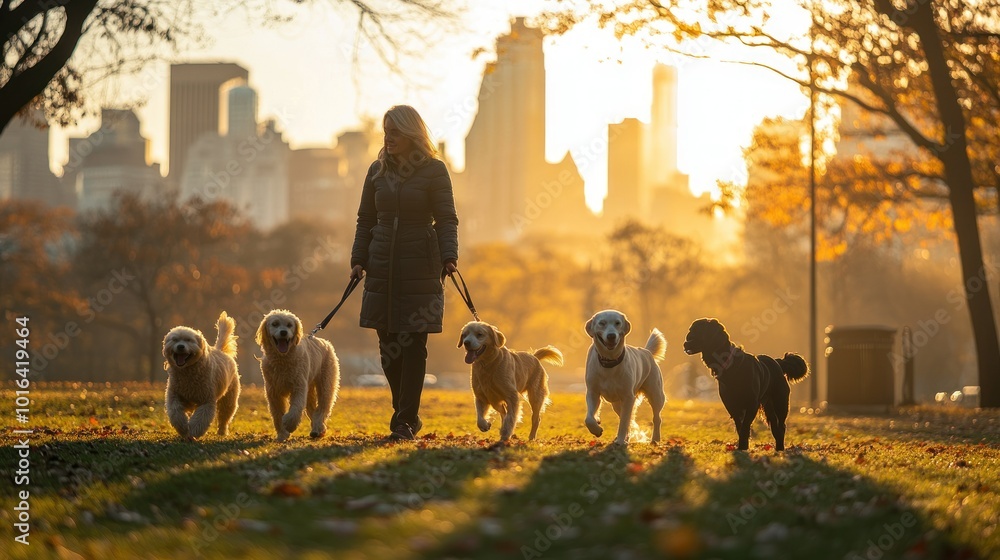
[0,0,455,135]
[542,0,1000,406]
[602,220,707,346]
[75,192,252,381]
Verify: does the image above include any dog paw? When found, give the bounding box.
[487,440,508,451]
[275,431,290,443]
[281,413,301,433]
[477,419,492,432]
[309,429,326,439]
[585,419,603,437]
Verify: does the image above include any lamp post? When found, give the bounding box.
[808,10,819,405]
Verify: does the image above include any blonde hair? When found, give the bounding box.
[376,105,439,178]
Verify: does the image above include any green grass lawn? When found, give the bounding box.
[2,383,999,559]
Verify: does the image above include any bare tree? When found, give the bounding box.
[0,0,455,134]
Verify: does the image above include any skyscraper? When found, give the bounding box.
[224,84,258,142]
[604,118,646,224]
[168,62,249,180]
[71,109,163,213]
[648,64,681,187]
[0,110,70,207]
[461,17,548,242]
[458,17,595,242]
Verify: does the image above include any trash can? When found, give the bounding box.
[825,325,897,408]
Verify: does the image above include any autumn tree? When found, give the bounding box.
[74,192,252,381]
[0,200,81,379]
[0,0,455,134]
[601,220,707,347]
[542,0,1000,406]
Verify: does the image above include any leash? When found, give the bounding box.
[447,269,480,321]
[310,276,361,336]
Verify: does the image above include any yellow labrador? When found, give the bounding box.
[584,310,666,445]
[459,321,562,445]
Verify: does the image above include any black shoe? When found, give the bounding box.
[387,423,416,441]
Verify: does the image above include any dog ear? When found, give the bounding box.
[491,326,506,348]
[292,315,303,347]
[585,317,594,337]
[622,315,632,336]
[161,334,171,359]
[457,329,465,348]
[255,317,266,347]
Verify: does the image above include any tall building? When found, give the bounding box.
[69,109,162,213]
[224,84,258,141]
[457,17,595,243]
[180,82,290,231]
[168,62,249,180]
[604,64,708,239]
[0,111,68,207]
[648,64,681,187]
[604,118,646,225]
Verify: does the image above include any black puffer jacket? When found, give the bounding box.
[351,157,459,333]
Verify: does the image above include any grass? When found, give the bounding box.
[1,382,999,559]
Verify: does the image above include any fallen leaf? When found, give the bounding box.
[271,482,306,497]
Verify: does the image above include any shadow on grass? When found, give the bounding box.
[8,434,271,503]
[685,452,978,559]
[104,442,496,555]
[421,443,695,559]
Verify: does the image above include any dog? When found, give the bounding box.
[458,321,562,445]
[683,318,809,451]
[163,311,240,440]
[584,310,667,445]
[257,309,340,443]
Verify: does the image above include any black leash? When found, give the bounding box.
[311,276,361,336]
[448,269,480,321]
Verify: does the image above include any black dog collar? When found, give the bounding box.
[711,344,739,376]
[597,349,626,368]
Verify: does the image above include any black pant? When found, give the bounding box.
[377,330,428,432]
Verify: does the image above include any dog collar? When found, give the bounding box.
[712,344,739,376]
[597,348,626,368]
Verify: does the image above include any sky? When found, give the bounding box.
[51,0,811,213]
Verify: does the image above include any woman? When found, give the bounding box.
[350,105,459,441]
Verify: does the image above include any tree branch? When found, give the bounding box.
[0,0,98,135]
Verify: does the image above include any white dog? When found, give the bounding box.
[163,311,240,440]
[257,310,340,443]
[584,310,667,445]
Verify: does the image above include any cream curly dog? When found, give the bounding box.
[163,311,241,440]
[257,309,340,442]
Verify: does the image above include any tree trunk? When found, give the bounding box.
[910,3,1000,407]
[0,0,99,135]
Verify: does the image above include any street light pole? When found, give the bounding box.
[808,11,819,406]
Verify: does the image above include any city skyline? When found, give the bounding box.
[42,3,809,212]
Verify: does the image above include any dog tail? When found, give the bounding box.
[534,346,564,367]
[215,311,238,358]
[645,329,667,363]
[777,352,809,384]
